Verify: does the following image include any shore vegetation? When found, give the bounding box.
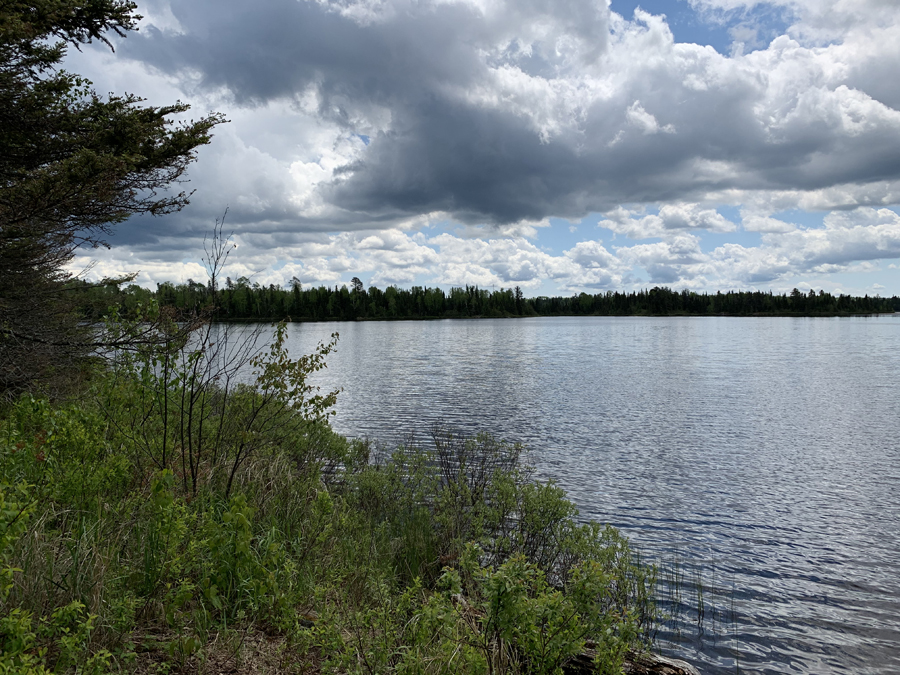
[0,304,657,674]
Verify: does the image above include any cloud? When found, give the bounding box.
[822,207,900,229]
[428,234,579,287]
[741,213,796,233]
[606,206,900,286]
[602,204,736,238]
[768,207,900,268]
[625,101,675,135]
[69,206,900,295]
[77,0,896,233]
[55,0,900,295]
[690,0,900,43]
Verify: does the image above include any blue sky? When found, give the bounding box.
[612,0,733,50]
[610,0,793,54]
[66,0,900,297]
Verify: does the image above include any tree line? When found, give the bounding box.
[74,277,899,321]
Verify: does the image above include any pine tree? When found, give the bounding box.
[0,0,224,396]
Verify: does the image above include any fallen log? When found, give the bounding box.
[564,644,701,675]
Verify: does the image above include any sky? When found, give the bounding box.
[65,0,900,297]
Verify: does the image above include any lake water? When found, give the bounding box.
[254,315,899,674]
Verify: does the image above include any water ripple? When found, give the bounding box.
[230,315,900,674]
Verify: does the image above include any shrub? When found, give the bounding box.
[0,321,658,674]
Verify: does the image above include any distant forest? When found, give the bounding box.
[75,276,900,321]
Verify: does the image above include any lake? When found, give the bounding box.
[249,315,899,674]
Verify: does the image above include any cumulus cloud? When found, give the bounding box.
[690,0,900,43]
[769,208,900,267]
[69,207,900,295]
[741,213,796,233]
[606,206,900,287]
[625,101,675,136]
[82,0,899,230]
[602,204,736,238]
[58,0,900,294]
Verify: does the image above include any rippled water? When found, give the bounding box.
[250,315,900,674]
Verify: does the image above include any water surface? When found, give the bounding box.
[268,315,899,674]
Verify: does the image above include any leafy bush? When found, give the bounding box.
[0,318,659,674]
[344,430,655,633]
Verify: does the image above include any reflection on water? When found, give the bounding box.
[239,315,900,674]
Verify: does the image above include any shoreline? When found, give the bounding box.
[207,310,897,323]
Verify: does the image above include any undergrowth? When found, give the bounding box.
[0,317,656,674]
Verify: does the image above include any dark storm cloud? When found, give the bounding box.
[323,100,593,224]
[128,0,483,111]
[61,0,897,299]
[117,0,900,229]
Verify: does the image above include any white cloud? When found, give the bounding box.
[625,101,675,135]
[690,0,900,45]
[766,208,900,268]
[54,0,900,295]
[69,205,900,295]
[823,207,900,229]
[742,213,797,233]
[611,206,900,287]
[602,204,736,238]
[69,0,899,233]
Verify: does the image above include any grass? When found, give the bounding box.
[0,321,660,674]
[648,547,747,673]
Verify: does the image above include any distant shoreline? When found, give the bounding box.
[210,310,897,323]
[74,279,900,322]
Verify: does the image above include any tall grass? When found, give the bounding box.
[648,546,745,672]
[0,321,660,674]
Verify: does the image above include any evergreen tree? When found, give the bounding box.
[0,0,224,396]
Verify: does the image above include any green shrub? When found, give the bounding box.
[406,547,643,675]
[0,318,660,674]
